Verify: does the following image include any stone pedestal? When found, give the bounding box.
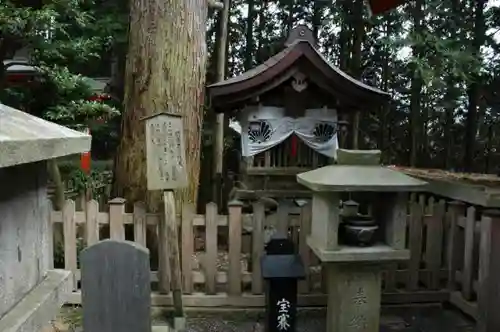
[0,102,90,332]
[325,264,382,332]
[297,149,428,332]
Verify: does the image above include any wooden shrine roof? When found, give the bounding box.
[208,25,390,110]
[390,166,500,187]
[389,166,500,207]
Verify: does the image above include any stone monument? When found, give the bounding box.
[0,103,91,332]
[81,240,152,332]
[297,149,427,332]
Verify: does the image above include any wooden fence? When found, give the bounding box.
[50,195,491,313]
[446,203,496,321]
[48,171,112,207]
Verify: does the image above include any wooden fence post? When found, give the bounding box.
[476,210,500,332]
[181,204,195,294]
[133,202,147,247]
[63,199,77,290]
[298,203,312,294]
[108,198,126,240]
[227,200,243,296]
[205,202,218,294]
[276,201,289,235]
[446,201,465,291]
[425,199,445,290]
[251,201,265,294]
[461,206,476,300]
[158,206,170,295]
[407,196,424,291]
[86,200,99,246]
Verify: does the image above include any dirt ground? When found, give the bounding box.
[42,305,474,332]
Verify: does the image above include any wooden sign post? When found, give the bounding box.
[144,113,187,326]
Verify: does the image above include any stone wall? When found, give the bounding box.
[0,161,51,318]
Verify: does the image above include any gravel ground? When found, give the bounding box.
[46,305,474,332]
[151,306,475,332]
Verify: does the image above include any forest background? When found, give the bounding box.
[1,0,500,207]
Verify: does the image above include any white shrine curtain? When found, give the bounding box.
[230,105,339,159]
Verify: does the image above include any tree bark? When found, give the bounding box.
[379,18,392,161]
[442,0,461,169]
[350,0,364,149]
[409,0,424,167]
[338,0,350,71]
[286,0,294,34]
[212,0,230,204]
[463,0,486,172]
[244,0,255,71]
[256,0,268,64]
[311,0,323,40]
[113,0,207,211]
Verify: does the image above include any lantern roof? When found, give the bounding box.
[4,59,36,74]
[0,103,91,168]
[208,25,390,111]
[297,165,428,192]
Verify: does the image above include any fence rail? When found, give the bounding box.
[50,195,490,312]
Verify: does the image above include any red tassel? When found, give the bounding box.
[291,135,298,158]
[81,152,91,174]
[80,128,91,174]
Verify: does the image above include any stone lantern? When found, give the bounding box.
[0,103,90,332]
[297,149,427,332]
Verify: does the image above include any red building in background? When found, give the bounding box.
[3,58,111,174]
[366,0,404,16]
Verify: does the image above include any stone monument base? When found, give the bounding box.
[0,270,72,332]
[325,264,382,332]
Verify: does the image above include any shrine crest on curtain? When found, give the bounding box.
[229,105,339,159]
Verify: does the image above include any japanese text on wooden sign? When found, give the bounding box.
[144,113,188,190]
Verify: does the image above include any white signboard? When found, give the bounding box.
[144,113,188,190]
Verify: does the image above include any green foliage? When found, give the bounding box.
[53,235,85,269]
[0,0,123,148]
[213,0,500,171]
[2,0,500,175]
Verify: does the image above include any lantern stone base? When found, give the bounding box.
[309,239,410,332]
[325,264,382,332]
[307,237,410,263]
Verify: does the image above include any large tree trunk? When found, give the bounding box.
[379,17,392,161]
[212,0,231,205]
[350,0,364,149]
[113,0,207,211]
[244,0,255,71]
[311,0,323,40]
[409,0,424,167]
[442,0,461,169]
[255,0,268,64]
[338,1,350,71]
[463,0,486,172]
